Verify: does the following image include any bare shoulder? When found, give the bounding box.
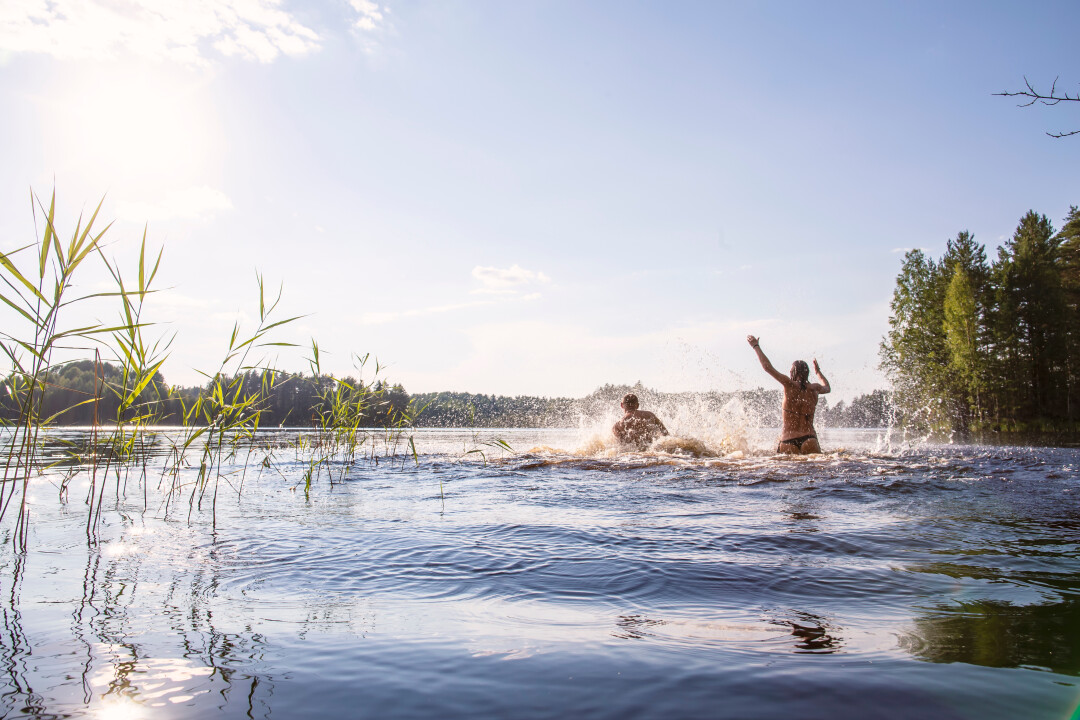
[810,382,829,393]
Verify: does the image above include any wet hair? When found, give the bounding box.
[790,360,810,390]
[622,393,639,411]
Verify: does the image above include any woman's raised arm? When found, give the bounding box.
[747,335,788,385]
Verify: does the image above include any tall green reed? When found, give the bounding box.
[159,276,301,527]
[295,346,422,496]
[0,189,141,550]
[1,189,425,550]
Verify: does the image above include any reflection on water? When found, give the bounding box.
[901,600,1080,675]
[768,611,844,654]
[0,428,1077,719]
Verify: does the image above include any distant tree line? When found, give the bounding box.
[817,389,893,428]
[0,361,410,428]
[1,364,892,429]
[881,206,1080,435]
[412,382,890,428]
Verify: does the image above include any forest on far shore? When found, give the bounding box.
[0,363,891,429]
[881,206,1080,436]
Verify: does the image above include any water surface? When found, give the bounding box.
[1,428,1078,719]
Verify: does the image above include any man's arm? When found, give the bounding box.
[747,335,788,385]
[812,359,831,394]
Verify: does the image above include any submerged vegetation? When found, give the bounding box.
[882,206,1080,437]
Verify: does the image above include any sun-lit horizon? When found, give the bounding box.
[2,1,1078,403]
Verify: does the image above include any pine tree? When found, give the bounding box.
[1055,206,1080,421]
[880,249,952,432]
[943,264,983,429]
[991,211,1066,423]
[940,231,992,430]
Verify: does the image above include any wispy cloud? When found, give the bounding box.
[350,0,386,31]
[116,186,232,223]
[0,0,388,66]
[360,300,495,326]
[348,0,390,55]
[471,264,551,295]
[359,288,544,326]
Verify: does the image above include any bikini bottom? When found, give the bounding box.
[778,434,817,451]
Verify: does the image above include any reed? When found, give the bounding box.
[0,189,128,549]
[0,188,425,550]
[155,274,303,527]
[296,344,422,496]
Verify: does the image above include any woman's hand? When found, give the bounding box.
[747,335,759,349]
[813,359,822,374]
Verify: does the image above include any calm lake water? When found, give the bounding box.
[1,426,1078,719]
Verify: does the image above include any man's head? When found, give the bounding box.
[790,360,810,387]
[621,393,639,411]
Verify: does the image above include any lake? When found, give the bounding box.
[0,427,1077,719]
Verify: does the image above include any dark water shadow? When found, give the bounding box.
[899,599,1080,676]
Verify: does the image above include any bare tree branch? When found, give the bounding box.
[996,76,1080,105]
[995,76,1080,138]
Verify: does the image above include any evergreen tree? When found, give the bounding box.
[940,231,992,431]
[1055,206,1080,421]
[880,249,952,432]
[943,264,983,429]
[991,211,1066,422]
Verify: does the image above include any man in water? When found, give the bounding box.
[747,335,831,454]
[612,393,669,449]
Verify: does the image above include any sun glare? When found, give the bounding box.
[46,65,217,193]
[95,697,146,720]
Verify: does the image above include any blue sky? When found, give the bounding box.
[1,1,1078,400]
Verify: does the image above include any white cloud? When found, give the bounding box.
[341,0,390,55]
[150,289,214,311]
[0,0,321,66]
[471,264,551,295]
[116,186,232,223]
[359,287,545,325]
[360,300,495,326]
[349,0,385,31]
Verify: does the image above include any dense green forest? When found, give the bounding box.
[0,361,411,429]
[1,364,890,429]
[881,206,1080,436]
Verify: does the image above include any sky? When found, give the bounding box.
[1,0,1078,402]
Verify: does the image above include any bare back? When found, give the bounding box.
[613,410,668,449]
[780,380,826,441]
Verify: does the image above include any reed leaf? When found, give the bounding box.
[0,252,48,305]
[121,357,167,407]
[38,188,56,278]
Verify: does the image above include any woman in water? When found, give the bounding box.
[746,335,831,454]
